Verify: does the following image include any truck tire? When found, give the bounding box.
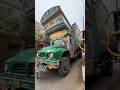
[58,57,70,76]
[101,60,113,76]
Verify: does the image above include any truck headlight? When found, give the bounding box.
[4,64,8,72]
[47,53,53,58]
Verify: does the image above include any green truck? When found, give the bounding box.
[0,48,35,90]
[35,6,82,76]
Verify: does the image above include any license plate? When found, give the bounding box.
[14,79,20,88]
[36,65,48,72]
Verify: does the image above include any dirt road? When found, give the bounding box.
[86,63,120,90]
[35,54,85,90]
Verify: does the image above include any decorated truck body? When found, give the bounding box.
[35,6,82,76]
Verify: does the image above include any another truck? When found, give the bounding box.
[0,48,35,90]
[84,0,119,80]
[0,6,35,89]
[35,6,82,76]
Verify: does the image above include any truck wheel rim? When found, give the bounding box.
[64,61,70,71]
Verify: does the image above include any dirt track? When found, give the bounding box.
[35,54,85,90]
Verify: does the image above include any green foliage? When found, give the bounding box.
[35,31,44,41]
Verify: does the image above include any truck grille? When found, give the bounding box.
[12,63,26,74]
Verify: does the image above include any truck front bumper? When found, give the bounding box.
[35,57,60,66]
[0,73,34,90]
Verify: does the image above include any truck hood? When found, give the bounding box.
[6,48,36,63]
[40,45,65,53]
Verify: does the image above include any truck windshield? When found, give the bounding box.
[54,39,64,46]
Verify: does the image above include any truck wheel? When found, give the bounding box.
[101,60,113,76]
[58,57,70,76]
